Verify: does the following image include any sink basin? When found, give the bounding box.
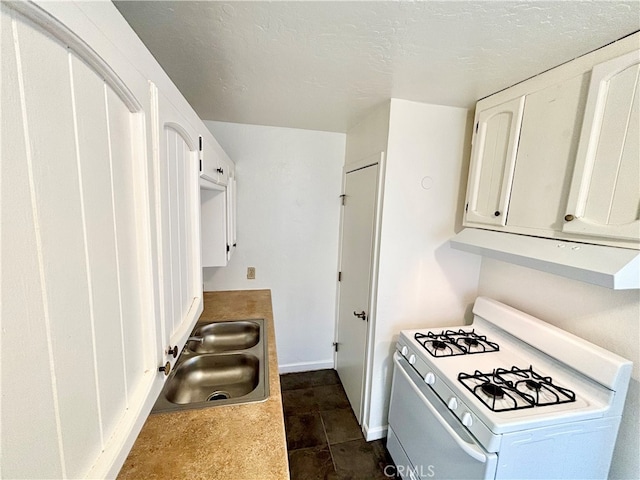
[151,318,269,413]
[187,320,260,353]
[165,353,259,404]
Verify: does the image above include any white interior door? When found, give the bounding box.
[336,162,379,421]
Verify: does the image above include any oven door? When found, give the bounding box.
[388,352,498,480]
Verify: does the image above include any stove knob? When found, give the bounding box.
[408,354,416,365]
[401,346,409,357]
[462,412,473,427]
[424,372,436,385]
[447,397,458,410]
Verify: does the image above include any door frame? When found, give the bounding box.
[333,151,386,425]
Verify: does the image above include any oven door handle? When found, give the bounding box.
[394,353,489,463]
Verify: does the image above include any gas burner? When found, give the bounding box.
[414,329,499,358]
[502,366,576,407]
[462,337,479,347]
[481,383,505,399]
[432,340,448,350]
[458,366,576,412]
[525,380,542,391]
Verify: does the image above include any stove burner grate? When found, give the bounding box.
[414,329,499,358]
[458,366,576,412]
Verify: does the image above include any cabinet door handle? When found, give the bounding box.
[494,211,500,217]
[167,345,178,358]
[564,214,575,222]
[216,167,224,174]
[158,362,171,376]
[353,310,367,320]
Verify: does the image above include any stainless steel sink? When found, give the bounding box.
[152,319,269,413]
[165,353,259,404]
[186,320,260,353]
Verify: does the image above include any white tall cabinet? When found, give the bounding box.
[0,2,234,479]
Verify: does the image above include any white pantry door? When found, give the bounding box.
[336,162,379,422]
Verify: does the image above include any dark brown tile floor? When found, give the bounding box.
[281,369,398,480]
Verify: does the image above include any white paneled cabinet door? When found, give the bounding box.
[227,172,237,260]
[1,3,155,479]
[151,83,203,360]
[564,50,640,242]
[464,96,525,227]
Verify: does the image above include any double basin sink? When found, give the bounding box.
[152,319,269,413]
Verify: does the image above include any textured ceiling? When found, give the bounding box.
[114,1,640,133]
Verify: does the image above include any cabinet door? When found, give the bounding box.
[507,74,589,232]
[465,96,525,226]
[1,4,156,478]
[199,134,229,186]
[564,50,640,242]
[226,173,237,260]
[151,83,203,357]
[217,156,230,186]
[201,185,230,267]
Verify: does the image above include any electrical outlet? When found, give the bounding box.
[247,267,256,280]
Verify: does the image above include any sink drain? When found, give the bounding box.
[207,391,231,401]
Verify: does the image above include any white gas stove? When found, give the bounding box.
[387,297,632,480]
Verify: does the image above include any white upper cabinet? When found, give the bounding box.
[200,160,236,268]
[150,83,203,357]
[563,50,640,242]
[465,96,525,227]
[1,3,157,478]
[199,133,230,186]
[463,35,639,250]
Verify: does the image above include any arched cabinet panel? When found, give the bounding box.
[464,96,525,227]
[150,83,203,357]
[564,50,640,241]
[1,3,156,478]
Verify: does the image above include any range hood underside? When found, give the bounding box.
[450,229,639,290]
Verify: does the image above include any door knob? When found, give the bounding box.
[353,310,367,320]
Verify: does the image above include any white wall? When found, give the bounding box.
[344,101,390,166]
[478,258,639,480]
[362,99,481,438]
[202,121,345,373]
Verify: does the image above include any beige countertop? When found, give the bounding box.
[118,290,289,480]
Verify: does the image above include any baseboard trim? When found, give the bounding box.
[278,360,334,374]
[363,423,387,441]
